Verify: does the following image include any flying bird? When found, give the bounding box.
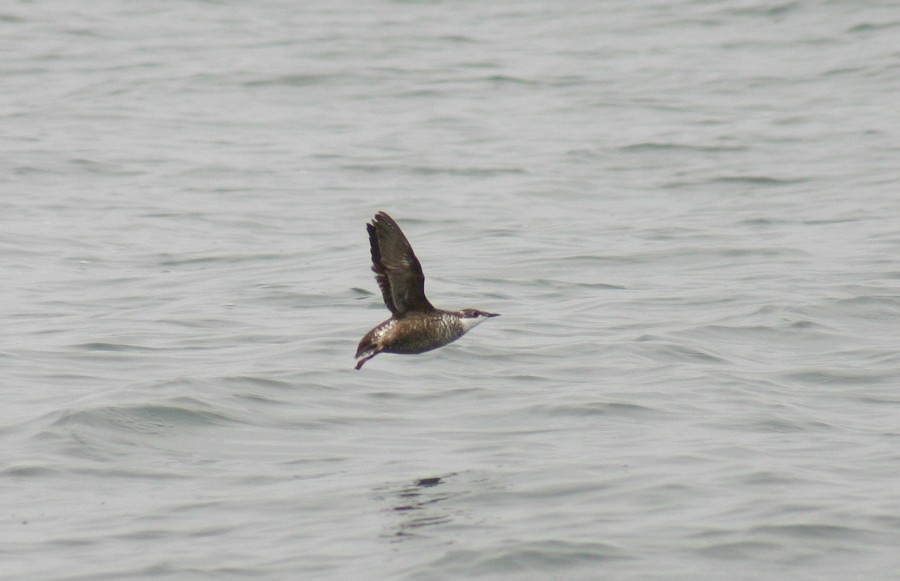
[355,211,499,370]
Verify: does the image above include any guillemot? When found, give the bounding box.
[354,211,499,370]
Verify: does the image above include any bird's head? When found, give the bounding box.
[457,308,500,331]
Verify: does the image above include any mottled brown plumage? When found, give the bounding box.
[355,212,498,370]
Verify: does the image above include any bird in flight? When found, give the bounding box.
[355,211,499,370]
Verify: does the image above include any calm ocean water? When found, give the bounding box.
[3,0,900,579]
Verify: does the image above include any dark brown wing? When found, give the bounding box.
[367,211,434,315]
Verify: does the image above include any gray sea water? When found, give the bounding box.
[3,1,900,579]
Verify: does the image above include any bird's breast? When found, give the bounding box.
[379,313,465,354]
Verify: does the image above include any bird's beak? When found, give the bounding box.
[485,312,500,317]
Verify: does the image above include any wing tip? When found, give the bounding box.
[372,211,397,228]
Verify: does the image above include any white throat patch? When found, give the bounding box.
[459,316,486,332]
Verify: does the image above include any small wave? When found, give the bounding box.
[636,339,729,365]
[530,278,625,291]
[621,142,748,153]
[73,342,157,353]
[222,375,294,391]
[847,21,900,34]
[243,73,336,87]
[782,368,894,386]
[751,523,869,540]
[157,252,284,267]
[833,294,900,311]
[724,1,800,18]
[52,399,236,434]
[415,540,629,577]
[1,465,62,478]
[479,74,540,85]
[409,165,526,177]
[694,540,781,559]
[528,401,661,419]
[711,175,809,186]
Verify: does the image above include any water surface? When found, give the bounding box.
[3,1,900,579]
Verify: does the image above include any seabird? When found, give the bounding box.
[354,211,499,370]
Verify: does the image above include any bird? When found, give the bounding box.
[354,211,499,370]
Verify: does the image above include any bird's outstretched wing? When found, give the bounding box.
[367,211,434,315]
